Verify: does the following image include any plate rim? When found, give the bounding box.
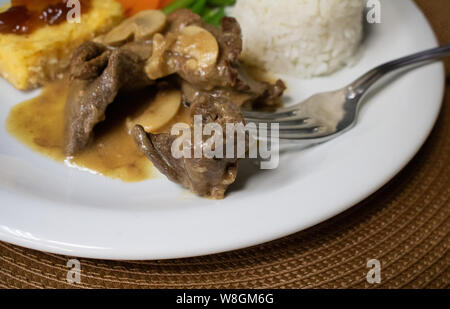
[0,0,446,260]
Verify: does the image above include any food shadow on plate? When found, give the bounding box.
[227,142,319,195]
[227,158,270,194]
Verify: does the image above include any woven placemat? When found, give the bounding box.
[1,0,449,289]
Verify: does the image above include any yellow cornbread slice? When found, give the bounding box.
[0,0,124,90]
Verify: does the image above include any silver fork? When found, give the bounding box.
[244,44,450,142]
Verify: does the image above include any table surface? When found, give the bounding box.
[0,0,449,289]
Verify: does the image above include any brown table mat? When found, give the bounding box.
[1,0,449,289]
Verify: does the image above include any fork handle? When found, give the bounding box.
[349,44,450,95]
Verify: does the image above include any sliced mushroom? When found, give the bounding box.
[132,10,167,40]
[144,26,219,81]
[145,33,177,80]
[103,10,166,46]
[173,25,219,71]
[126,89,182,133]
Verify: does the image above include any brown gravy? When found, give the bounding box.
[242,63,279,85]
[5,64,274,183]
[6,80,189,182]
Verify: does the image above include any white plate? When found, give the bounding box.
[0,0,445,260]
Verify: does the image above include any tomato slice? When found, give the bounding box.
[159,0,174,9]
[118,0,161,17]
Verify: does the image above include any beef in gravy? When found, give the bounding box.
[7,80,189,182]
[10,9,286,199]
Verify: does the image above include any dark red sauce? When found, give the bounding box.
[0,0,91,35]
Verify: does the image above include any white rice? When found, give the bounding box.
[229,0,364,77]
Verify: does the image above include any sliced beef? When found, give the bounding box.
[161,10,241,90]
[234,65,286,106]
[132,95,244,199]
[166,13,242,89]
[164,10,286,106]
[64,9,286,198]
[139,12,285,198]
[69,42,111,80]
[181,68,286,109]
[65,41,154,155]
[165,8,203,32]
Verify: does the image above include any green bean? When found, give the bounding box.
[161,0,234,26]
[207,0,236,6]
[211,6,226,25]
[202,7,218,21]
[162,0,196,15]
[204,6,225,27]
[190,0,207,14]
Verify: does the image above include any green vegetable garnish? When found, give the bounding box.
[190,0,207,14]
[163,0,196,15]
[207,0,236,6]
[202,7,218,21]
[162,0,235,27]
[203,6,225,27]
